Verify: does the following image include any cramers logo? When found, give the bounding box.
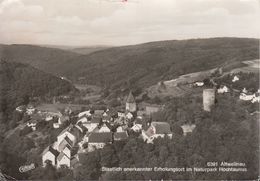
[19,163,35,173]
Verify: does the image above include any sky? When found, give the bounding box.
[0,0,259,46]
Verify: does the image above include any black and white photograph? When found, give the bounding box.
[0,0,259,180]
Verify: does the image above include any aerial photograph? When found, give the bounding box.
[0,0,259,180]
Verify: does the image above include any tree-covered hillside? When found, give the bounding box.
[63,37,259,91]
[0,60,75,122]
[1,38,258,93]
[0,44,80,76]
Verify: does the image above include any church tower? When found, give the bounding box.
[126,92,137,113]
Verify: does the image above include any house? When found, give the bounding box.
[98,124,111,132]
[131,119,143,132]
[131,124,142,132]
[27,120,37,131]
[105,109,118,119]
[57,126,77,145]
[217,85,229,94]
[242,88,248,93]
[137,110,146,118]
[251,94,260,103]
[239,93,255,101]
[42,146,59,167]
[16,105,26,112]
[142,122,172,143]
[118,111,126,118]
[193,82,204,87]
[82,116,102,132]
[145,105,162,115]
[94,110,105,116]
[57,136,73,152]
[77,115,90,124]
[78,110,91,118]
[45,115,53,122]
[181,124,196,136]
[70,155,80,169]
[26,105,35,115]
[126,92,137,113]
[116,126,124,132]
[232,75,239,82]
[58,116,69,125]
[126,112,134,120]
[114,132,128,141]
[88,132,113,151]
[57,152,70,168]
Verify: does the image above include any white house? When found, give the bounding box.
[118,111,126,118]
[78,110,91,118]
[45,115,53,122]
[27,121,37,131]
[88,132,113,151]
[53,122,60,129]
[131,119,143,132]
[57,152,70,168]
[193,82,204,87]
[16,105,25,112]
[126,112,133,120]
[98,124,111,132]
[217,86,229,94]
[239,93,255,101]
[42,146,59,167]
[232,75,239,82]
[57,126,77,145]
[116,126,124,132]
[77,115,89,124]
[181,124,196,136]
[142,122,172,144]
[26,106,35,115]
[131,124,142,132]
[251,95,260,103]
[242,88,248,94]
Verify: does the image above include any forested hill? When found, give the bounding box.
[0,44,80,76]
[1,38,259,91]
[63,37,259,89]
[0,60,75,116]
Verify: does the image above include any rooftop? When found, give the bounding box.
[42,145,59,157]
[126,91,135,103]
[88,132,113,143]
[151,122,172,134]
[114,132,128,140]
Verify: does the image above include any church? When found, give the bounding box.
[125,91,137,113]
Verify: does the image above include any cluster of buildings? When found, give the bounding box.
[16,104,70,131]
[41,92,174,169]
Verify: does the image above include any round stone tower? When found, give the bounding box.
[203,89,216,112]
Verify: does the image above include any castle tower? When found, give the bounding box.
[203,89,215,112]
[126,92,137,113]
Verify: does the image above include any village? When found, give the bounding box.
[13,70,260,170]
